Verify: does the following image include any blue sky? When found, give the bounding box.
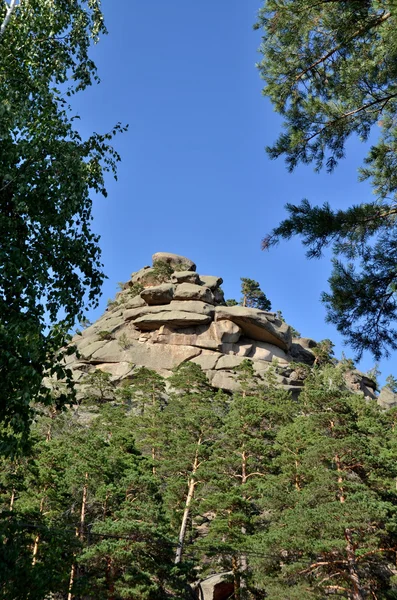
[71,0,394,382]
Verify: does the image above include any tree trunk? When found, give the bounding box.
[334,450,364,600]
[68,472,89,600]
[345,529,364,600]
[240,451,248,587]
[232,555,241,600]
[174,439,201,564]
[105,556,115,600]
[32,496,45,566]
[9,488,15,512]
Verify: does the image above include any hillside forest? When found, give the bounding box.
[2,360,397,599]
[2,1,397,599]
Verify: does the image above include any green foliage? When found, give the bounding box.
[97,330,113,341]
[240,277,272,311]
[257,0,397,359]
[250,365,397,598]
[106,298,118,308]
[338,352,356,372]
[2,361,397,596]
[128,282,144,298]
[152,260,174,283]
[82,370,115,404]
[0,0,126,450]
[312,338,334,367]
[366,362,381,389]
[226,298,239,306]
[198,361,296,592]
[386,374,397,393]
[0,406,184,599]
[118,332,131,350]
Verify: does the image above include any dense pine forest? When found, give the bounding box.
[2,359,397,599]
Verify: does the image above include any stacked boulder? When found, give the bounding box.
[65,252,377,400]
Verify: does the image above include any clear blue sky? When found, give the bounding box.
[71,0,395,382]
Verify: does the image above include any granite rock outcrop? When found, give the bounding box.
[64,252,377,402]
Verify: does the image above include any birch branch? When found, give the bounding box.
[0,0,18,38]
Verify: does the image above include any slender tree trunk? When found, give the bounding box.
[174,439,201,564]
[9,488,15,512]
[68,472,89,600]
[334,449,364,600]
[151,385,157,475]
[240,450,248,588]
[32,496,45,566]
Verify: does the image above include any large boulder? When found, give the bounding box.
[152,252,196,271]
[249,341,290,364]
[171,271,200,284]
[124,301,214,322]
[193,573,234,600]
[344,370,377,400]
[140,283,174,305]
[378,386,397,409]
[215,306,292,351]
[130,266,157,285]
[151,321,241,351]
[199,275,223,290]
[174,283,214,304]
[289,341,316,365]
[134,311,211,331]
[86,340,201,374]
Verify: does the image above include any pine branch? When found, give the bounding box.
[305,93,397,144]
[295,11,391,82]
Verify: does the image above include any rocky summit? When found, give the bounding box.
[64,252,379,402]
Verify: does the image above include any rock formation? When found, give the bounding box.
[64,252,377,402]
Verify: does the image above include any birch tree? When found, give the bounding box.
[0,0,125,453]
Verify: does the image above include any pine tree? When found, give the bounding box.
[158,362,228,565]
[240,278,271,311]
[251,365,397,599]
[76,406,183,599]
[198,361,296,598]
[257,0,397,359]
[116,367,166,472]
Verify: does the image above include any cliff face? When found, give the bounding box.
[64,252,377,401]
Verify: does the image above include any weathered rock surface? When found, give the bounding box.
[63,252,378,399]
[199,275,223,290]
[193,572,233,600]
[215,306,292,351]
[171,271,200,284]
[378,386,397,409]
[140,283,174,305]
[134,311,212,331]
[344,369,377,400]
[152,252,196,271]
[174,283,214,304]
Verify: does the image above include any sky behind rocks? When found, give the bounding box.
[70,0,394,382]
